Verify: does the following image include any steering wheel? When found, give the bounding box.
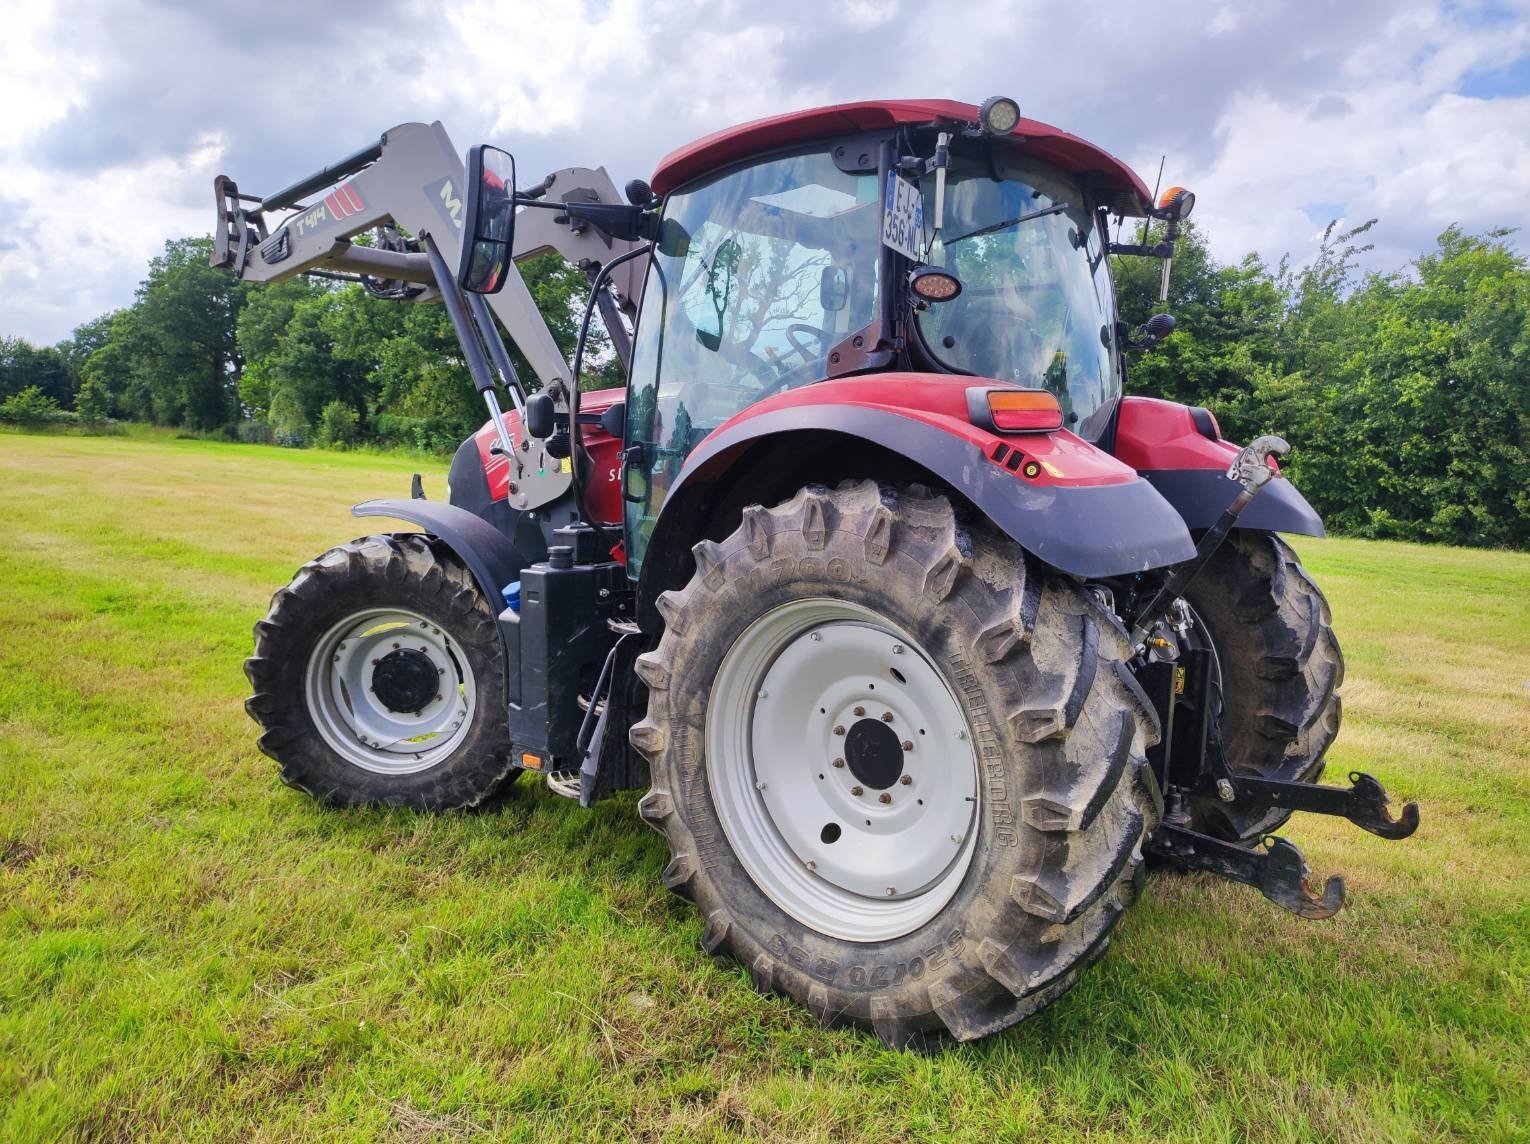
[784,323,831,367]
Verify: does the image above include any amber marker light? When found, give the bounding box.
[967,387,1064,433]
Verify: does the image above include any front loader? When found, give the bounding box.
[216,97,1418,1050]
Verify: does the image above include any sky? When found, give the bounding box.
[1,0,1528,345]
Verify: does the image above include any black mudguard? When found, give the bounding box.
[1141,469,1326,536]
[352,498,522,608]
[638,407,1197,621]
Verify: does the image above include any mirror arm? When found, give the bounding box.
[514,196,661,243]
[1109,240,1174,258]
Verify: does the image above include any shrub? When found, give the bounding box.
[235,420,273,444]
[316,400,361,449]
[75,374,112,424]
[0,386,66,426]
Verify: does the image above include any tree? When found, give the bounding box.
[118,236,251,428]
[0,337,73,406]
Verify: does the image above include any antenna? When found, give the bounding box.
[1138,154,1165,247]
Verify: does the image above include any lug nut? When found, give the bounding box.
[806,860,817,871]
[891,644,904,655]
[881,712,894,722]
[832,758,845,768]
[810,632,822,642]
[899,775,912,786]
[435,693,443,701]
[392,642,400,649]
[901,740,914,752]
[833,725,846,736]
[885,887,896,896]
[851,785,864,797]
[878,792,892,805]
[854,706,865,717]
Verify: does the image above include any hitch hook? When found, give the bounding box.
[1146,823,1346,920]
[1257,836,1346,920]
[1341,771,1421,840]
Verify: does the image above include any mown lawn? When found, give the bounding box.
[1,429,1525,1141]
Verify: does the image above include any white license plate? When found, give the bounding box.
[881,171,924,260]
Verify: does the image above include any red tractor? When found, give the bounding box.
[215,97,1417,1049]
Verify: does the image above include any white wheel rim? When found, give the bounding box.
[706,599,980,942]
[303,608,475,775]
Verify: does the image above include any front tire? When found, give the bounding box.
[631,482,1161,1049]
[244,534,515,810]
[1181,532,1343,841]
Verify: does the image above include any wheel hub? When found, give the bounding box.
[707,599,980,943]
[302,608,474,775]
[371,648,439,713]
[844,717,905,790]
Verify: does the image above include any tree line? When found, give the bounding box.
[2,223,1525,549]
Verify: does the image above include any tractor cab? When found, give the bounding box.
[618,98,1159,573]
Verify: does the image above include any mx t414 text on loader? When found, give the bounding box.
[214,96,1418,1049]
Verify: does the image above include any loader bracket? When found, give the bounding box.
[1146,823,1346,920]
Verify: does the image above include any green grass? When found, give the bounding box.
[1,431,1526,1141]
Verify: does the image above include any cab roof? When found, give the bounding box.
[649,98,1151,210]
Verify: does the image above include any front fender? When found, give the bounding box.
[352,498,522,606]
[1113,396,1325,536]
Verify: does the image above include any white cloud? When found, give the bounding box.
[1180,5,1530,275]
[0,0,1527,343]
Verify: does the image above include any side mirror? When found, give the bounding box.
[820,266,849,312]
[525,392,555,438]
[458,145,516,294]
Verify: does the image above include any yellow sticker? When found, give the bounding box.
[559,457,571,474]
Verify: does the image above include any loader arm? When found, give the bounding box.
[211,120,646,392]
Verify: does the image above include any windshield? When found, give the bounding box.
[916,150,1120,439]
[623,149,881,574]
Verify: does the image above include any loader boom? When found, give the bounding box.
[211,120,647,395]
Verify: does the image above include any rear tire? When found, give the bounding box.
[244,534,516,810]
[1181,532,1343,841]
[631,482,1161,1049]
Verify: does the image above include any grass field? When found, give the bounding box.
[1,429,1526,1141]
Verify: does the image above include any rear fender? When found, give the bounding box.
[1113,396,1325,536]
[636,375,1197,624]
